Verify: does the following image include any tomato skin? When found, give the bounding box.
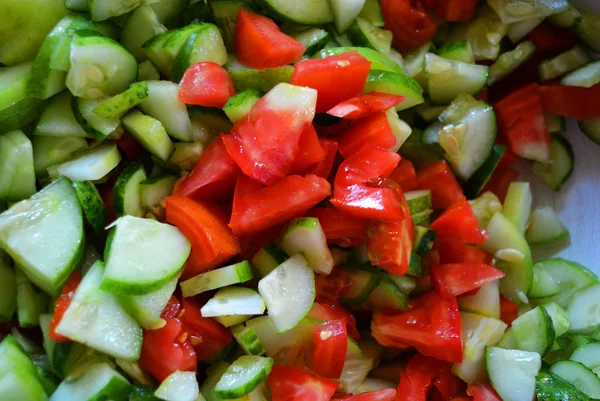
[306,207,367,247]
[301,138,339,180]
[434,364,466,401]
[178,62,235,108]
[431,237,492,264]
[437,0,480,21]
[415,161,464,210]
[432,263,505,298]
[289,124,326,173]
[312,319,348,379]
[482,165,519,203]
[372,291,463,363]
[115,131,144,161]
[499,295,519,325]
[338,112,396,158]
[389,159,418,191]
[229,174,331,236]
[467,383,502,401]
[268,365,339,401]
[380,0,437,52]
[341,389,398,401]
[49,271,82,342]
[327,92,404,120]
[165,196,240,279]
[429,197,487,245]
[174,134,241,203]
[397,353,447,401]
[330,145,403,221]
[290,51,372,113]
[526,22,579,58]
[539,83,600,120]
[234,9,305,69]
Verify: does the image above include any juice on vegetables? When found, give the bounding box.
[2,1,600,401]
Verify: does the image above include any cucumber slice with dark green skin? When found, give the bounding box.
[341,266,381,306]
[172,23,228,82]
[529,262,561,298]
[122,110,175,162]
[0,178,84,296]
[464,145,506,199]
[359,0,385,27]
[366,276,408,310]
[73,181,107,233]
[72,97,121,140]
[0,62,46,132]
[224,89,262,124]
[113,163,147,218]
[567,282,600,334]
[15,268,48,328]
[255,0,333,25]
[293,28,331,56]
[93,82,150,120]
[539,46,590,82]
[0,259,16,322]
[526,206,569,245]
[229,66,294,93]
[437,41,475,64]
[399,129,445,166]
[232,324,267,356]
[139,81,193,142]
[0,96,45,134]
[364,70,424,111]
[511,305,555,356]
[0,130,36,202]
[316,47,403,74]
[573,12,600,53]
[489,41,536,85]
[578,116,600,145]
[0,336,48,399]
[139,175,177,211]
[129,385,162,401]
[549,360,600,399]
[533,259,597,308]
[570,342,600,373]
[50,361,132,400]
[213,355,274,399]
[121,5,167,63]
[155,371,200,401]
[536,370,590,401]
[35,91,89,138]
[117,276,178,330]
[48,143,122,183]
[209,0,258,50]
[251,243,287,279]
[143,31,175,77]
[486,347,541,401]
[280,217,334,275]
[405,190,432,215]
[347,18,392,55]
[89,0,141,21]
[533,136,574,192]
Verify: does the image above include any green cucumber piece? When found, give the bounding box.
[541,302,569,337]
[72,97,121,140]
[139,175,177,211]
[487,0,568,24]
[89,0,141,21]
[540,46,590,82]
[403,42,435,78]
[258,254,315,333]
[208,0,257,50]
[48,143,121,182]
[66,35,137,99]
[293,28,330,56]
[122,110,175,162]
[245,315,317,360]
[470,191,503,229]
[102,215,190,296]
[502,182,532,235]
[526,206,569,245]
[561,60,600,88]
[55,261,142,360]
[146,24,207,78]
[0,259,17,321]
[416,102,447,122]
[213,355,274,399]
[316,47,403,74]
[405,190,432,214]
[0,178,83,296]
[223,89,262,124]
[72,181,106,232]
[256,0,333,25]
[228,66,294,93]
[215,314,252,329]
[172,23,228,82]
[0,130,36,202]
[65,0,88,12]
[511,305,555,355]
[154,372,199,401]
[530,262,561,298]
[201,287,266,317]
[458,281,501,319]
[280,217,334,275]
[347,18,392,55]
[463,145,506,199]
[35,91,89,138]
[93,82,149,120]
[138,61,160,82]
[117,276,178,330]
[329,0,365,33]
[49,362,131,401]
[113,163,147,217]
[489,41,537,86]
[33,136,89,177]
[358,0,384,27]
[567,283,600,334]
[0,62,35,113]
[139,80,193,142]
[570,342,600,374]
[545,112,565,134]
[364,70,424,111]
[548,6,582,28]
[121,5,167,62]
[0,96,45,134]
[438,41,475,64]
[15,268,48,328]
[578,116,600,145]
[536,370,589,401]
[448,5,507,61]
[486,347,541,401]
[181,261,254,298]
[232,324,267,356]
[549,360,600,399]
[387,109,412,151]
[507,16,544,43]
[365,276,408,310]
[150,0,189,25]
[251,243,287,279]
[533,136,574,192]
[533,259,597,308]
[341,266,380,305]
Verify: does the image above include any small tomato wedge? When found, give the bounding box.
[437,0,479,21]
[415,161,464,210]
[306,207,367,247]
[434,364,466,401]
[302,138,339,179]
[174,134,241,203]
[467,383,502,401]
[49,271,82,342]
[289,124,327,173]
[397,353,447,401]
[430,197,487,244]
[482,165,520,203]
[338,112,396,158]
[499,295,519,325]
[268,365,339,401]
[539,83,600,120]
[526,22,579,58]
[431,237,492,264]
[230,174,331,236]
[234,9,305,69]
[389,159,418,191]
[290,51,372,113]
[432,263,505,298]
[372,291,463,363]
[380,0,437,51]
[165,196,240,279]
[327,92,404,120]
[178,62,235,108]
[342,389,398,401]
[330,144,403,221]
[312,319,348,379]
[223,83,317,185]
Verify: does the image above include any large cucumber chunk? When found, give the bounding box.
[49,362,131,401]
[486,347,541,401]
[0,178,83,296]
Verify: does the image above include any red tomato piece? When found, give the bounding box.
[138,317,197,382]
[234,9,305,69]
[467,383,502,401]
[482,165,520,203]
[223,86,316,185]
[178,62,235,108]
[372,291,463,363]
[310,302,361,342]
[338,112,396,158]
[367,181,413,275]
[174,135,241,203]
[327,92,404,120]
[180,298,233,361]
[526,22,579,58]
[289,124,326,173]
[301,138,339,180]
[415,161,464,210]
[290,51,372,113]
[432,263,505,298]
[49,271,82,342]
[437,0,480,21]
[330,144,403,221]
[161,296,181,320]
[499,295,519,326]
[115,131,144,161]
[165,196,240,279]
[306,207,367,247]
[397,353,447,401]
[380,0,437,51]
[434,364,466,401]
[342,389,398,401]
[494,83,551,162]
[313,319,348,379]
[539,83,600,120]
[389,159,418,191]
[430,197,487,244]
[268,365,339,401]
[431,237,492,265]
[229,174,331,236]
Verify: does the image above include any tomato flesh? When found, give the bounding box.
[178,62,235,108]
[49,271,82,342]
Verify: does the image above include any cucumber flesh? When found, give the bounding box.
[578,116,600,145]
[487,0,568,24]
[293,28,330,57]
[511,305,555,355]
[502,182,532,235]
[525,206,569,245]
[154,371,199,401]
[536,370,590,401]
[486,347,541,401]
[570,342,600,373]
[561,60,600,88]
[213,355,274,399]
[533,136,574,192]
[47,143,122,182]
[49,362,131,401]
[201,286,266,317]
[347,18,392,55]
[317,47,403,74]
[529,263,561,298]
[120,5,167,62]
[549,360,600,399]
[567,282,600,334]
[113,163,147,218]
[117,276,178,330]
[122,110,174,162]
[507,17,543,43]
[256,0,333,25]
[93,82,150,120]
[180,261,254,298]
[34,92,89,138]
[0,130,37,202]
[15,268,48,328]
[231,324,267,356]
[280,217,334,275]
[228,66,294,93]
[33,136,89,177]
[541,302,570,337]
[89,0,141,21]
[438,40,475,64]
[251,243,287,279]
[73,97,121,140]
[139,81,193,142]
[533,258,597,308]
[329,0,365,33]
[489,41,536,86]
[72,180,107,233]
[539,46,590,82]
[364,70,424,111]
[139,175,177,211]
[458,281,501,319]
[223,89,262,124]
[172,23,228,82]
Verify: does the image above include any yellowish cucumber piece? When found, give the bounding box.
[102,215,190,296]
[72,180,106,233]
[121,5,167,62]
[201,286,266,317]
[561,60,600,88]
[489,41,536,85]
[33,136,89,177]
[0,130,36,202]
[458,281,501,319]
[117,276,178,330]
[533,136,574,192]
[180,261,254,298]
[155,371,200,401]
[122,110,174,162]
[280,217,334,275]
[228,66,294,93]
[526,206,569,245]
[507,16,544,43]
[502,182,532,235]
[139,81,193,142]
[0,259,17,322]
[35,91,89,138]
[213,355,274,399]
[487,0,568,24]
[48,143,121,182]
[486,347,541,401]
[448,5,507,61]
[223,89,262,124]
[15,268,48,328]
[539,46,590,82]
